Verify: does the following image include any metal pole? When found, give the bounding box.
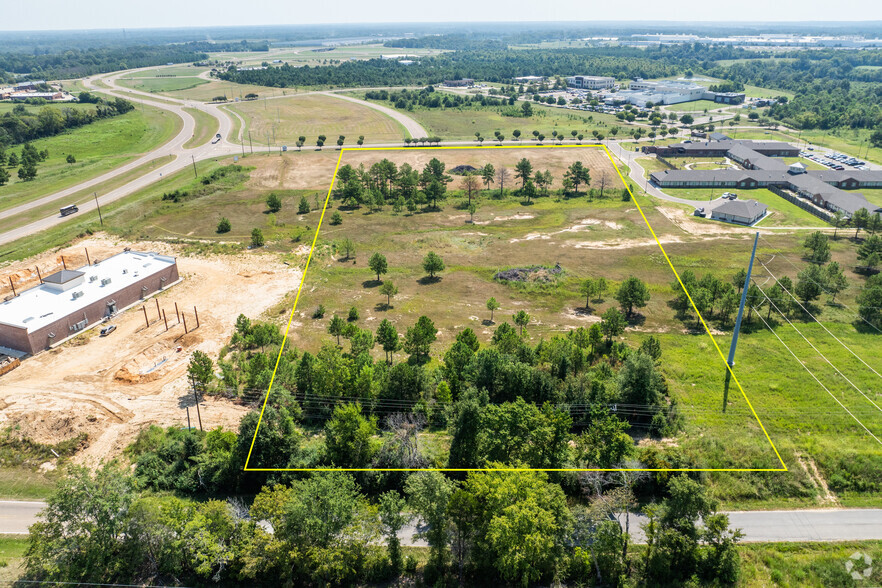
[61,256,67,270]
[191,155,197,178]
[192,377,203,432]
[249,132,253,154]
[155,298,161,320]
[142,306,149,327]
[36,266,42,283]
[93,192,103,226]
[723,231,759,412]
[187,406,191,430]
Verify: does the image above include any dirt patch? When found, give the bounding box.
[495,264,563,283]
[494,213,535,221]
[656,206,757,237]
[795,452,840,506]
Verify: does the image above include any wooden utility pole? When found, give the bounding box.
[84,248,91,266]
[248,132,253,154]
[174,302,180,323]
[191,155,198,178]
[155,298,161,320]
[186,406,191,430]
[723,232,759,413]
[142,306,149,327]
[191,376,203,431]
[194,306,199,328]
[162,310,168,331]
[183,313,188,334]
[93,192,103,226]
[8,277,16,297]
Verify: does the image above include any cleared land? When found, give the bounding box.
[228,94,407,146]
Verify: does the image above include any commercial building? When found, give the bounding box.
[602,79,744,107]
[566,75,615,90]
[647,140,882,219]
[711,199,768,225]
[515,76,545,84]
[443,79,474,87]
[0,251,180,356]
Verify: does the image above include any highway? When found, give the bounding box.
[4,500,882,544]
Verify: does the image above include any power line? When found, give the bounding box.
[757,260,882,380]
[752,308,882,446]
[756,287,882,414]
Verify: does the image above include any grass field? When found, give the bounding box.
[0,536,28,583]
[117,76,209,93]
[153,78,296,102]
[740,542,882,586]
[125,65,208,78]
[663,100,728,113]
[182,107,220,148]
[354,96,629,142]
[0,103,182,214]
[209,44,446,68]
[228,94,407,146]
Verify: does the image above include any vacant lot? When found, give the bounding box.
[229,94,406,146]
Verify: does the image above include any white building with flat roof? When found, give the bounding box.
[0,251,180,356]
[566,75,615,90]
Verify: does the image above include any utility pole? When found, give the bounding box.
[723,232,759,412]
[190,376,203,431]
[93,192,103,226]
[191,155,198,178]
[248,131,253,154]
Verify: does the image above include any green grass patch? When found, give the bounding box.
[117,76,209,93]
[182,107,220,148]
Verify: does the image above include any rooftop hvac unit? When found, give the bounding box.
[122,269,128,274]
[72,291,84,299]
[101,278,112,286]
[89,275,98,282]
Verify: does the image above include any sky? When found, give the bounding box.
[3,0,881,32]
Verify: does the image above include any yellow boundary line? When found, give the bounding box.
[244,143,787,473]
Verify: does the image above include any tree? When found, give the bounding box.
[379,281,398,308]
[514,157,533,189]
[679,114,694,125]
[18,160,37,181]
[347,306,359,322]
[520,101,533,117]
[368,252,388,282]
[831,210,847,239]
[732,268,747,294]
[337,135,345,148]
[803,230,830,264]
[298,195,311,214]
[521,179,537,203]
[858,234,882,271]
[250,228,264,248]
[379,491,410,573]
[577,406,633,467]
[496,166,510,197]
[214,216,231,234]
[331,211,343,225]
[266,192,282,212]
[852,208,871,239]
[858,282,882,328]
[512,310,530,335]
[328,315,346,345]
[564,161,590,195]
[600,307,626,344]
[339,237,355,260]
[486,297,500,322]
[462,172,480,205]
[795,264,825,306]
[481,164,495,191]
[406,472,454,573]
[824,261,848,303]
[187,350,214,391]
[404,316,437,362]
[0,166,8,186]
[66,154,76,164]
[324,403,376,467]
[422,251,445,279]
[468,201,478,223]
[615,276,651,317]
[376,318,400,363]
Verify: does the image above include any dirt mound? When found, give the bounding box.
[15,412,98,447]
[495,264,563,283]
[114,342,172,384]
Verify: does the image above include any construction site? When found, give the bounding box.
[0,235,302,465]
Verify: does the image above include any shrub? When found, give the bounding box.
[348,307,359,321]
[250,228,265,248]
[216,217,231,233]
[313,304,326,319]
[331,211,343,225]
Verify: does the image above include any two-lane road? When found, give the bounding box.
[4,500,882,544]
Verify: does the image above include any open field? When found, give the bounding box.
[0,537,27,583]
[0,103,181,214]
[182,107,219,148]
[663,99,728,113]
[116,75,209,93]
[150,78,297,102]
[124,65,209,78]
[353,94,629,141]
[228,94,407,146]
[209,44,446,68]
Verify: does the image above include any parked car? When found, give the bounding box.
[100,325,117,336]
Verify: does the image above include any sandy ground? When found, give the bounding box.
[0,235,302,465]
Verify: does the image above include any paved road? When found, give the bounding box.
[5,499,882,544]
[317,91,428,138]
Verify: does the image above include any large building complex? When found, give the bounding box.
[608,79,744,107]
[0,251,180,356]
[645,139,882,219]
[566,75,615,90]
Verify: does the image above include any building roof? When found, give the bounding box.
[42,269,84,284]
[726,144,789,170]
[712,199,767,219]
[709,132,731,141]
[0,251,176,332]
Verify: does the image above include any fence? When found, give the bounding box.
[655,155,677,170]
[768,185,833,223]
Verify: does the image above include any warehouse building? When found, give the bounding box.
[0,251,180,356]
